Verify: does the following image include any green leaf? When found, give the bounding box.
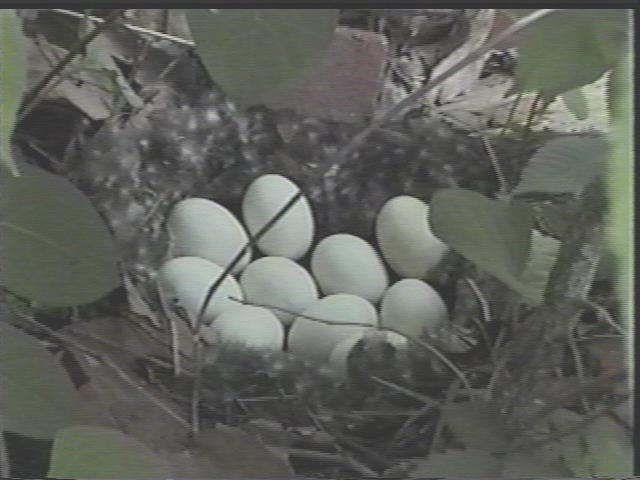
[186,9,338,107]
[560,87,589,120]
[0,10,27,176]
[430,189,535,286]
[584,416,633,476]
[440,400,509,453]
[410,448,501,477]
[510,230,561,306]
[500,452,571,477]
[513,136,609,196]
[0,322,80,439]
[0,165,120,307]
[48,426,170,478]
[606,49,632,326]
[512,10,626,95]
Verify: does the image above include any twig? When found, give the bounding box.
[229,296,475,396]
[582,299,625,335]
[499,91,523,135]
[370,376,438,406]
[51,9,194,47]
[523,90,543,135]
[17,10,124,122]
[8,309,190,430]
[463,277,495,361]
[333,9,557,163]
[188,191,303,436]
[481,136,508,195]
[429,380,461,453]
[567,316,592,413]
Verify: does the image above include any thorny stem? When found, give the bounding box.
[333,9,557,164]
[17,10,125,123]
[481,136,508,195]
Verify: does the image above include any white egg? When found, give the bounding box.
[376,195,448,278]
[242,174,314,260]
[311,234,389,303]
[380,279,448,340]
[288,294,377,363]
[201,305,284,351]
[157,256,244,329]
[167,197,251,274]
[240,256,319,326]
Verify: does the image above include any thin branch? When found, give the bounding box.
[18,10,124,122]
[8,309,190,430]
[333,9,558,163]
[229,296,475,396]
[51,9,194,47]
[481,136,508,195]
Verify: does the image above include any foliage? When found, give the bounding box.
[0,164,120,307]
[186,9,338,107]
[0,10,27,176]
[0,322,80,439]
[513,136,609,196]
[511,10,629,96]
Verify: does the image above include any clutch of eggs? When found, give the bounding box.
[158,175,457,371]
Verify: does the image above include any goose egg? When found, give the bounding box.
[376,195,448,278]
[288,294,377,363]
[167,197,251,274]
[380,279,447,339]
[202,305,284,350]
[311,234,389,303]
[242,174,314,259]
[240,256,319,326]
[157,256,243,328]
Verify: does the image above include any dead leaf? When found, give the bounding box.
[265,27,388,123]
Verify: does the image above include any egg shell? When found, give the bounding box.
[288,294,378,363]
[376,195,448,278]
[311,234,389,303]
[240,256,319,326]
[167,197,251,274]
[157,256,243,328]
[380,279,448,339]
[202,305,284,350]
[242,174,314,260]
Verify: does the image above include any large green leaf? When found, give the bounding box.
[606,49,632,328]
[0,10,27,176]
[48,426,170,478]
[186,9,338,107]
[513,136,609,196]
[560,87,589,121]
[0,165,120,306]
[512,10,629,95]
[410,449,501,477]
[0,322,80,439]
[430,189,534,286]
[440,400,509,453]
